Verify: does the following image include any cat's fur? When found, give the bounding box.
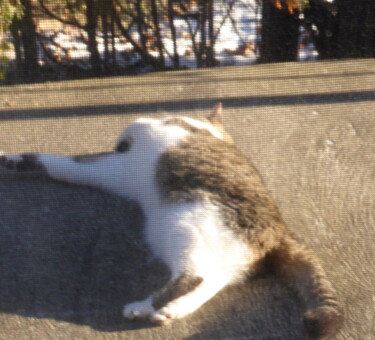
[0,104,342,339]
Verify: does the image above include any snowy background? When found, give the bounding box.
[3,0,318,75]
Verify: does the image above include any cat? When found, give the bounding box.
[0,103,342,339]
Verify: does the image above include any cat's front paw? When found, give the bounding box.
[123,297,154,321]
[0,153,44,172]
[0,154,23,171]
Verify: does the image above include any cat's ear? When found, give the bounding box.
[207,102,223,125]
[207,102,234,144]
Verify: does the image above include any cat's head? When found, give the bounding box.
[115,103,233,153]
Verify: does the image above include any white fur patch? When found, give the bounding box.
[117,117,190,153]
[161,116,224,140]
[146,200,253,281]
[180,117,224,140]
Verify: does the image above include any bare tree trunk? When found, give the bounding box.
[18,0,39,80]
[135,0,148,56]
[100,0,118,72]
[150,0,165,68]
[101,12,110,72]
[110,16,117,68]
[9,20,23,81]
[167,0,180,68]
[85,0,101,73]
[260,0,299,63]
[206,0,216,67]
[197,0,207,67]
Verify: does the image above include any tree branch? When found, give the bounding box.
[38,0,85,30]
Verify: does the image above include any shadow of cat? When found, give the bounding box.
[0,175,305,338]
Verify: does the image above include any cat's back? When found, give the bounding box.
[156,131,286,240]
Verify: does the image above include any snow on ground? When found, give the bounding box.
[2,0,317,75]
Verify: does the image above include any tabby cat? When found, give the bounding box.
[0,104,342,339]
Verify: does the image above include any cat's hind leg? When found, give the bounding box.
[123,271,233,325]
[123,273,203,323]
[124,201,252,325]
[150,272,231,325]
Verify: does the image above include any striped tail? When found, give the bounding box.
[266,234,343,339]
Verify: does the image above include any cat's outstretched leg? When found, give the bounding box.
[124,271,232,325]
[0,152,127,194]
[0,152,101,183]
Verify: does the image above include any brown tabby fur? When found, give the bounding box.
[156,107,343,339]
